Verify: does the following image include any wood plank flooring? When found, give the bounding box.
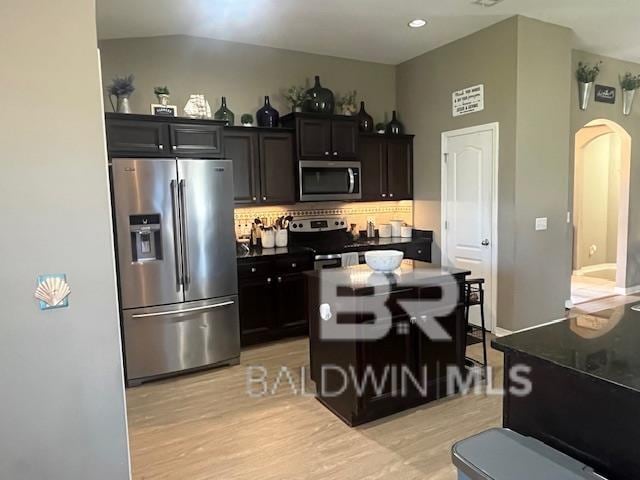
[126,295,634,479]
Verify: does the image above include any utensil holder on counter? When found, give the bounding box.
[401,226,413,238]
[262,229,275,248]
[275,229,288,247]
[379,224,392,238]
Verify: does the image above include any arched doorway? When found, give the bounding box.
[572,119,631,304]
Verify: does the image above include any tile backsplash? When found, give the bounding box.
[235,201,413,236]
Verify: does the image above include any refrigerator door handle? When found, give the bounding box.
[130,300,235,319]
[170,179,183,289]
[179,178,191,289]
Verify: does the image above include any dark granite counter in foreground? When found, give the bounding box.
[492,304,640,392]
[493,303,640,479]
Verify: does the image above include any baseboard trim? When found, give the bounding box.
[493,327,513,337]
[614,285,640,295]
[573,263,616,276]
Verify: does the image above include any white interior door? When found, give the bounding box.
[442,125,497,332]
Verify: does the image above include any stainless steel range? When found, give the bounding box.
[111,157,240,385]
[288,217,365,269]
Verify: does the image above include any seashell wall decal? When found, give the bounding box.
[35,275,71,308]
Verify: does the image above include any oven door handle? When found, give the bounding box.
[347,168,355,194]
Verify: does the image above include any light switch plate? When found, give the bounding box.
[535,217,548,231]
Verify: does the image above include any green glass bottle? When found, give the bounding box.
[214,96,235,126]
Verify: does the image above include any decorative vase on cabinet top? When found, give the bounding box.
[357,101,373,132]
[304,75,335,114]
[256,96,280,127]
[385,110,403,135]
[214,96,235,125]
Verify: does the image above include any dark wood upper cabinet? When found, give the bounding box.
[296,117,332,159]
[358,134,414,201]
[223,129,259,204]
[331,118,358,158]
[283,113,358,161]
[259,131,296,204]
[105,113,226,158]
[386,138,413,200]
[106,119,169,155]
[360,135,387,201]
[169,123,223,157]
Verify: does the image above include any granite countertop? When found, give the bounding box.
[236,245,314,260]
[492,303,640,392]
[309,261,469,294]
[237,236,431,259]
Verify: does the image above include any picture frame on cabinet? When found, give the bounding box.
[150,104,177,116]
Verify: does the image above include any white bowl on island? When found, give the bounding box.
[364,250,404,272]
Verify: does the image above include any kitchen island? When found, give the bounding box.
[492,304,640,480]
[308,261,469,426]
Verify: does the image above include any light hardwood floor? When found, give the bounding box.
[127,338,502,479]
[126,295,636,480]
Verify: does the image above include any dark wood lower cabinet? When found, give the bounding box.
[238,254,313,346]
[308,269,468,426]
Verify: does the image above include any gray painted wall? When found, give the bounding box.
[397,16,573,331]
[512,17,573,330]
[98,35,396,124]
[0,0,131,479]
[396,18,518,328]
[571,50,640,287]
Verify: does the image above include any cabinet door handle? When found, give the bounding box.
[324,151,330,156]
[266,277,272,284]
[172,145,177,150]
[381,193,387,198]
[277,276,282,283]
[252,196,257,201]
[291,262,297,268]
[158,144,164,151]
[333,151,338,156]
[417,250,423,255]
[251,267,257,273]
[389,193,394,198]
[262,196,267,201]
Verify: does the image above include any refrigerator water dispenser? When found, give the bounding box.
[129,214,162,262]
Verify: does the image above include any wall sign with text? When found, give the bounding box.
[452,84,485,117]
[595,85,616,104]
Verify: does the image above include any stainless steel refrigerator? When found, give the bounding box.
[111,157,239,385]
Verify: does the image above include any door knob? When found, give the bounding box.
[481,239,490,246]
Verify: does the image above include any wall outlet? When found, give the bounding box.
[535,217,548,231]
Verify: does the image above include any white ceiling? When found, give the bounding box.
[96,0,640,65]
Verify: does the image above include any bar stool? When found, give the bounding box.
[464,278,488,378]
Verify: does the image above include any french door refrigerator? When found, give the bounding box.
[111,157,239,385]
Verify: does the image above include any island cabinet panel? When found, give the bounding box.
[106,119,169,155]
[259,132,296,204]
[223,130,260,204]
[359,134,414,201]
[308,266,468,426]
[169,123,223,157]
[237,275,276,345]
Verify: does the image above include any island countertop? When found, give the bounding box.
[492,303,640,392]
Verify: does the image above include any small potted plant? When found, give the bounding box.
[576,61,602,111]
[154,86,170,106]
[337,90,357,115]
[283,86,308,113]
[241,113,254,127]
[619,72,640,116]
[375,122,386,134]
[106,74,135,113]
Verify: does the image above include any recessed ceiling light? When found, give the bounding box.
[408,19,427,28]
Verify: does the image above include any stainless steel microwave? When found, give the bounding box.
[298,161,361,201]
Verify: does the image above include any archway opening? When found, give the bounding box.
[572,119,631,305]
